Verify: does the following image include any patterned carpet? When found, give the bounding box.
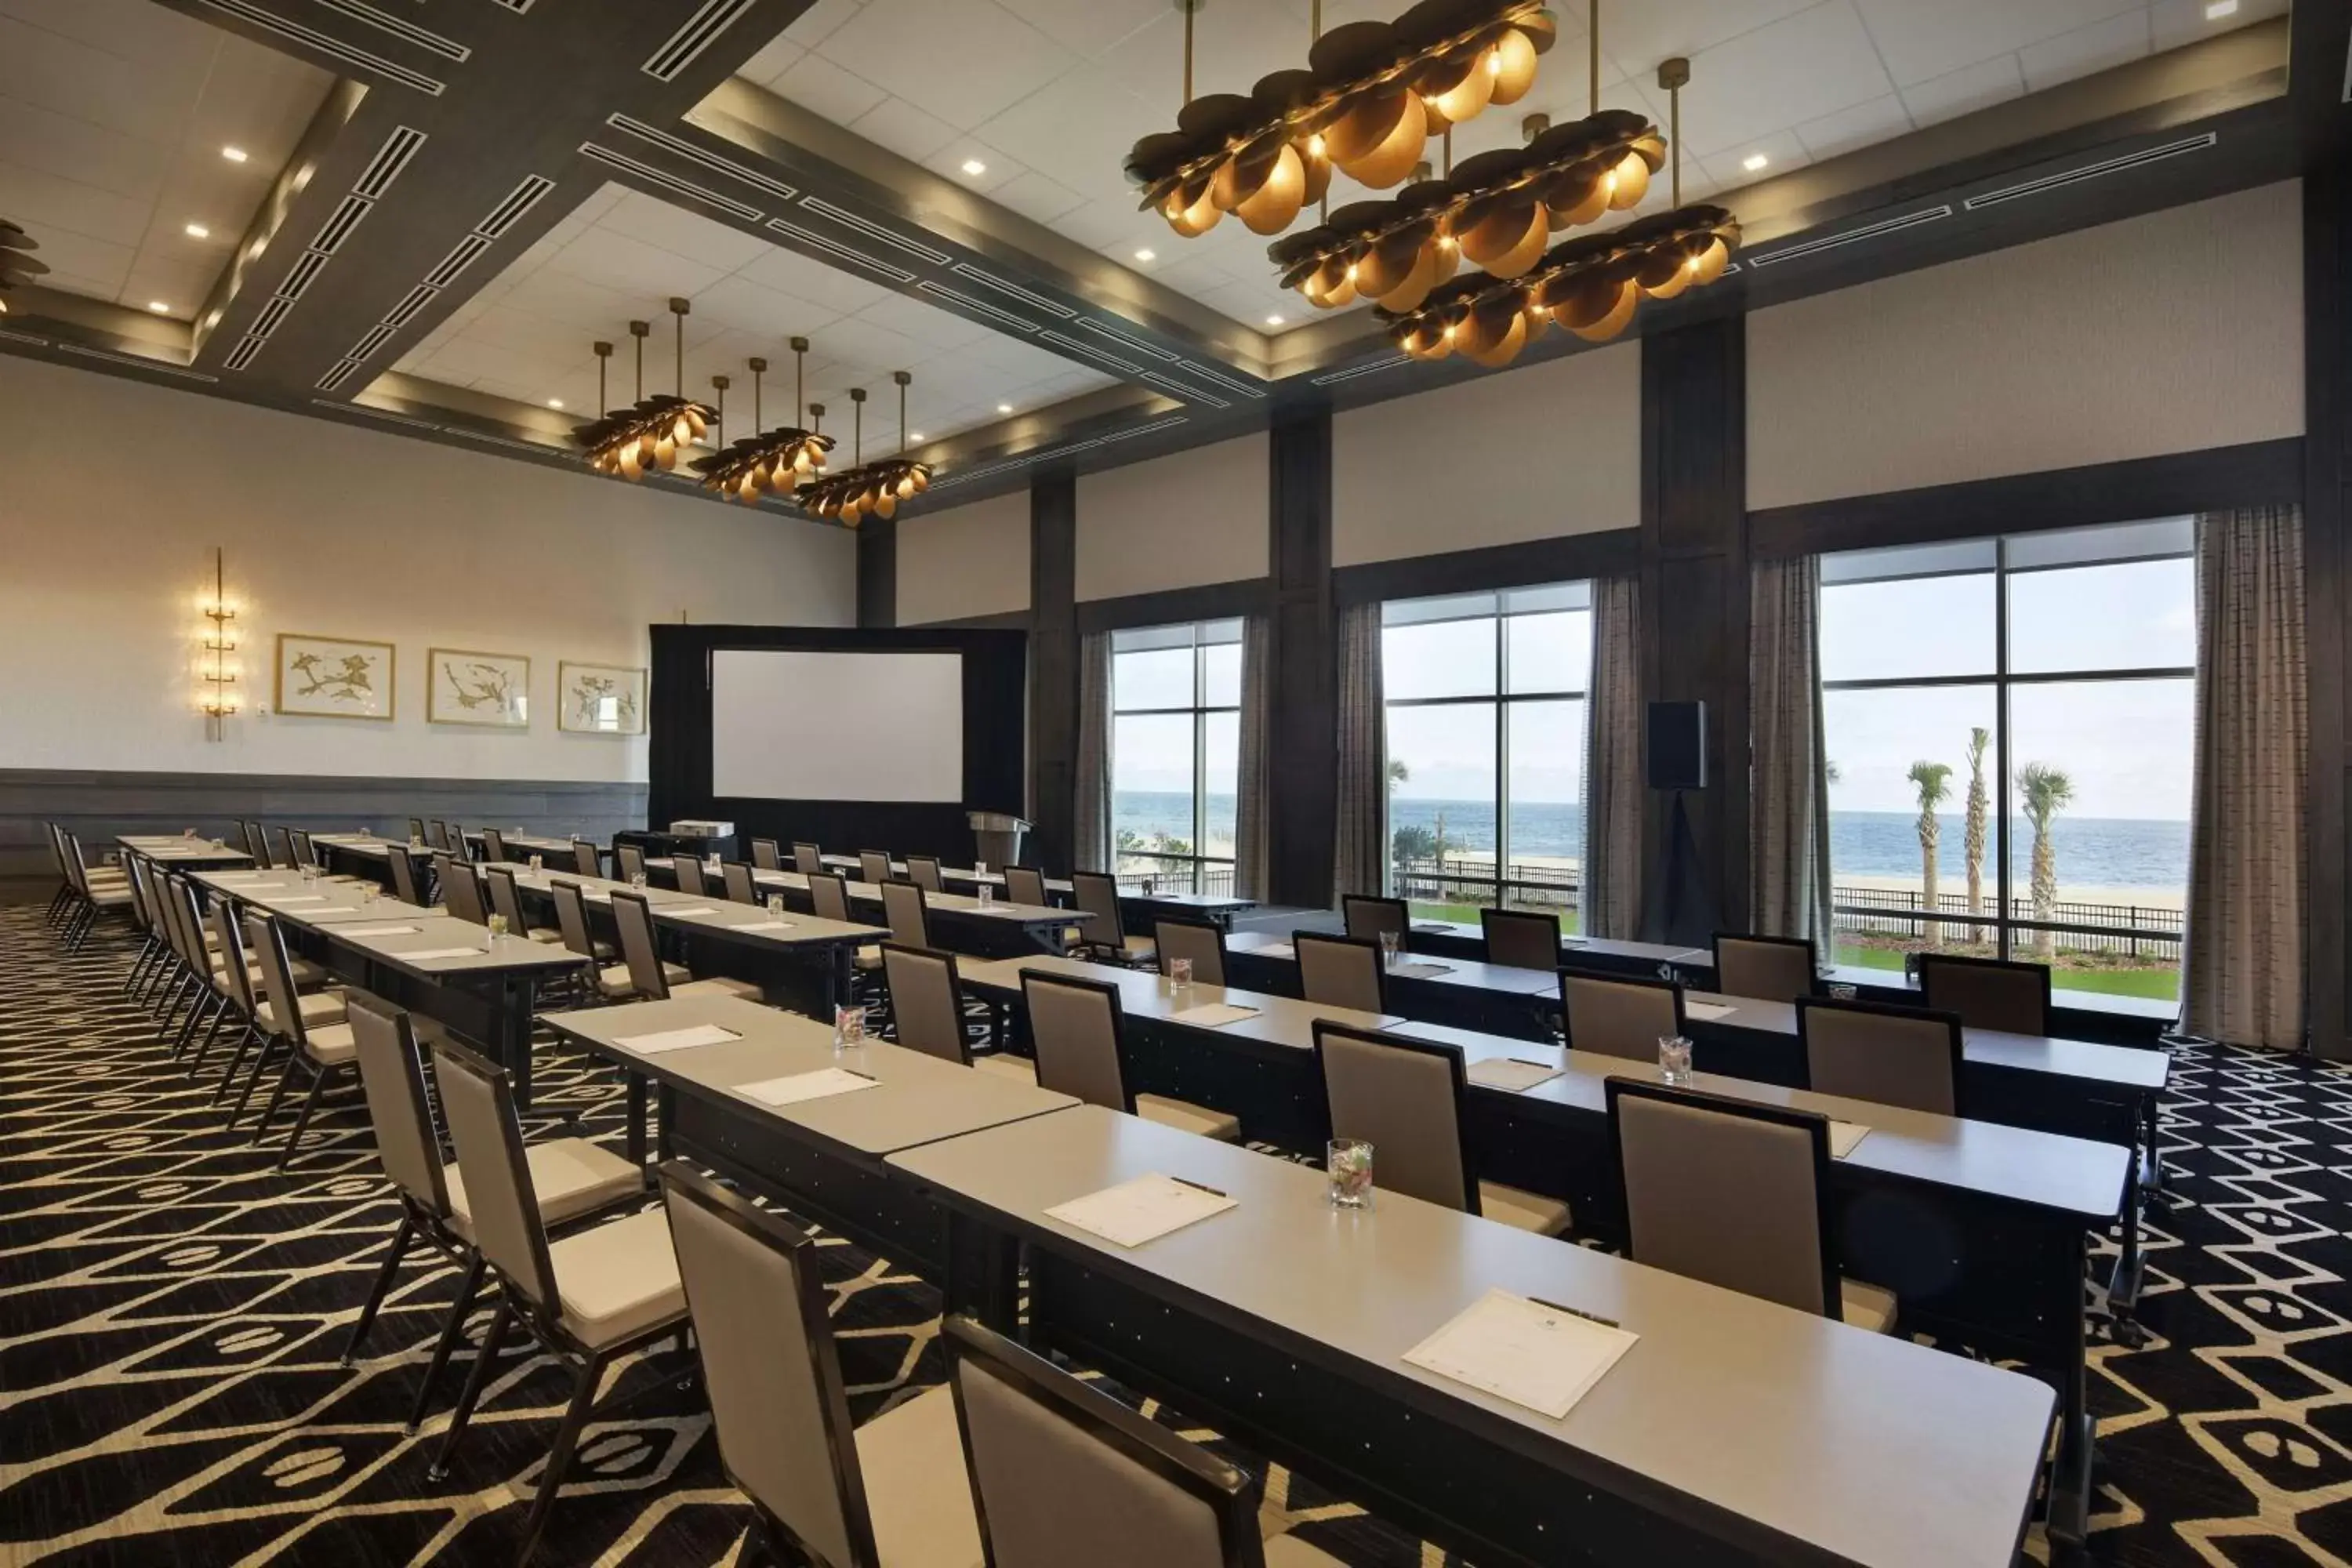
[4,901,2352,1566]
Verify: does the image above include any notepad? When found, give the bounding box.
[660,906,717,916]
[1468,1056,1565,1093]
[1391,961,1454,979]
[615,1023,742,1054]
[1403,1288,1639,1420]
[1046,1174,1237,1248]
[400,946,491,961]
[729,920,794,932]
[269,895,328,905]
[1830,1121,1871,1160]
[734,1067,880,1107]
[1684,1001,1737,1021]
[336,924,421,938]
[1168,1002,1261,1028]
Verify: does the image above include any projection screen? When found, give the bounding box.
[710,649,964,802]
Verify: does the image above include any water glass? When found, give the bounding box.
[766,894,786,920]
[975,861,989,879]
[528,853,543,873]
[1169,956,1193,993]
[1377,930,1401,971]
[1658,1034,1694,1085]
[486,913,509,941]
[834,1004,866,1052]
[210,837,224,851]
[976,884,993,909]
[630,871,648,891]
[1828,982,1858,1001]
[359,883,379,906]
[1327,1139,1375,1209]
[408,833,424,850]
[183,827,196,839]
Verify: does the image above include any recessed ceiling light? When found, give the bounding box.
[996,403,1014,415]
[1265,313,1286,326]
[960,158,988,176]
[2204,0,2238,16]
[183,222,210,240]
[220,145,249,163]
[909,431,924,441]
[546,398,564,409]
[1134,247,1156,262]
[1741,152,1769,173]
[147,301,172,314]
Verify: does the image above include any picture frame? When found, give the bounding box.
[274,633,395,721]
[558,660,646,735]
[427,647,530,728]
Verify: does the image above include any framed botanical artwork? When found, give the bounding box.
[427,647,530,728]
[558,661,646,735]
[274,633,395,720]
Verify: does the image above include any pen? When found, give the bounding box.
[1530,1294,1621,1330]
[840,1068,878,1083]
[1169,1175,1229,1199]
[1507,1057,1554,1069]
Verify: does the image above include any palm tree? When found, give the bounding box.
[2018,762,2074,961]
[1907,760,1954,947]
[1962,728,1991,946]
[1388,758,1410,790]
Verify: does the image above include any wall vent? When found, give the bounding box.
[1743,205,1951,268]
[1102,416,1189,444]
[1039,330,1145,376]
[314,397,437,428]
[643,0,759,82]
[797,198,953,266]
[916,281,1039,336]
[1174,359,1267,400]
[579,143,762,221]
[1311,354,1409,387]
[1074,318,1178,362]
[0,327,53,347]
[1142,370,1228,408]
[305,0,469,61]
[608,114,800,202]
[950,263,1076,320]
[1962,133,2218,212]
[763,216,917,282]
[198,0,444,93]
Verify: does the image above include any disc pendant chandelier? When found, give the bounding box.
[800,372,933,526]
[693,336,833,502]
[574,298,716,481]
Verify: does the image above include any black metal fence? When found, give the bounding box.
[1831,885,2182,962]
[1114,855,1237,897]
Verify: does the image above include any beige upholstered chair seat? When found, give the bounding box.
[255,989,348,1030]
[550,1209,687,1349]
[300,1022,358,1065]
[676,976,763,1000]
[1476,1181,1572,1237]
[598,960,691,997]
[973,1053,1036,1082]
[852,1384,986,1568]
[234,953,328,987]
[1116,935,1156,965]
[527,927,565,945]
[1134,1093,1240,1141]
[1840,1279,1898,1334]
[445,1138,643,1242]
[855,944,884,971]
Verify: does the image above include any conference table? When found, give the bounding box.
[812,853,1260,929]
[118,834,254,871]
[681,862,1088,956]
[887,1105,2056,1568]
[1403,917,1710,977]
[817,852,1074,897]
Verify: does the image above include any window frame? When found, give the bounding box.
[1109,620,1242,895]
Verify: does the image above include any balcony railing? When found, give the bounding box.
[1114,855,1236,898]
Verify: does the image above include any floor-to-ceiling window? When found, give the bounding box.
[1110,619,1240,895]
[1381,583,1590,922]
[1819,518,2194,1001]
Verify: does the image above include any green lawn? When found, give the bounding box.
[1408,902,1583,934]
[1837,945,2180,1001]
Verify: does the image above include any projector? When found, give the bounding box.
[668,819,735,838]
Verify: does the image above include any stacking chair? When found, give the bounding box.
[720,861,761,906]
[1918,953,2051,1036]
[750,837,782,872]
[1294,932,1386,1014]
[1003,866,1050,906]
[242,819,275,868]
[880,943,999,1071]
[1481,907,1563,971]
[445,823,471,862]
[434,854,488,924]
[858,849,894,885]
[1155,917,1228,988]
[673,855,715,901]
[54,829,135,949]
[614,842,648,884]
[547,880,617,967]
[1341,895,1409,944]
[1561,972,1686,1062]
[484,866,561,944]
[569,839,601,878]
[659,1163,984,1568]
[121,856,173,996]
[246,915,362,1168]
[205,899,285,1102]
[1715,932,1820,1004]
[1607,1078,1896,1333]
[426,819,452,851]
[880,879,932,951]
[604,890,761,1003]
[905,854,946,894]
[286,827,318,869]
[481,827,510,865]
[180,884,266,1075]
[342,997,642,1430]
[158,873,237,1054]
[809,872,882,989]
[387,844,425,908]
[791,841,823,876]
[1312,1022,1569,1235]
[1020,971,1238,1139]
[1797,996,1965,1116]
[1073,870,1154,967]
[430,1042,688,1562]
[407,817,426,844]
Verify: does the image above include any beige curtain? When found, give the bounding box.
[1333,601,1387,899]
[1233,615,1272,899]
[1582,575,1644,940]
[1748,555,1835,946]
[2183,506,2307,1051]
[1073,631,1113,874]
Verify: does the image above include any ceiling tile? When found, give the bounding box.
[848,95,961,162]
[0,11,205,145]
[21,221,133,290]
[993,0,1165,59]
[989,168,1086,225]
[924,136,1029,194]
[817,0,1076,130]
[967,72,1159,204]
[691,272,844,337]
[735,241,898,314]
[2150,0,2286,51]
[0,156,150,249]
[1699,129,1813,190]
[1592,0,1832,78]
[851,289,997,350]
[1792,92,1914,159]
[769,51,891,125]
[2019,8,2152,91]
[736,34,806,88]
[600,189,777,271]
[1627,2,1894,158]
[539,225,731,299]
[776,0,869,49]
[0,96,168,208]
[1898,53,2026,127]
[1851,0,2142,87]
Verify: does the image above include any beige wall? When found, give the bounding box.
[1333,341,1641,567]
[1748,180,2305,510]
[0,354,856,779]
[1076,432,1269,601]
[895,489,1031,626]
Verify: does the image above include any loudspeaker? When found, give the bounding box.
[1646,701,1707,790]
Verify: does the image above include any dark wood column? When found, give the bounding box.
[855,517,895,629]
[1639,316,1751,943]
[1028,474,1080,875]
[1267,412,1338,907]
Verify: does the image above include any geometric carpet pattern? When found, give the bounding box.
[5,902,2352,1566]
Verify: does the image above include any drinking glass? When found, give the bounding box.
[528,853,543,873]
[486,913,509,940]
[1377,931,1400,971]
[408,833,424,850]
[975,861,989,879]
[1658,1034,1694,1085]
[183,828,196,839]
[1169,956,1193,993]
[1828,982,1858,1001]
[976,884,994,909]
[834,1004,866,1052]
[630,871,648,891]
[1327,1139,1375,1209]
[359,883,379,906]
[766,895,786,920]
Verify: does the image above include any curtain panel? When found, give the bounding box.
[1582,575,1645,941]
[1333,601,1387,899]
[1073,630,1114,874]
[1748,555,1835,947]
[1233,615,1273,900]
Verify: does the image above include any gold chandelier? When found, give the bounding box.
[0,220,42,314]
[574,297,716,481]
[800,372,933,526]
[692,336,833,502]
[1125,0,1555,241]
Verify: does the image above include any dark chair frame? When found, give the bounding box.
[1292,930,1389,1014]
[1019,970,1142,1115]
[1795,995,1969,1116]
[1559,969,1689,1052]
[1918,951,2053,1036]
[1481,906,1563,970]
[1711,930,1822,1000]
[1309,1020,1482,1216]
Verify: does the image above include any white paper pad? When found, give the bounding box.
[398,946,491,961]
[1167,1003,1261,1029]
[1684,1000,1738,1021]
[728,920,794,932]
[268,895,328,905]
[1046,1174,1237,1248]
[660,906,717,916]
[1403,1288,1638,1420]
[734,1067,880,1107]
[615,1023,743,1055]
[336,924,421,937]
[1830,1121,1871,1160]
[1468,1057,1565,1093]
[1391,961,1454,979]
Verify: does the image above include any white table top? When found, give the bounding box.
[1226,931,1560,998]
[1681,990,2171,1093]
[954,954,1403,1053]
[818,852,1075,895]
[887,1105,2053,1568]
[492,863,887,951]
[315,913,589,978]
[739,866,1081,929]
[195,870,434,924]
[120,836,253,863]
[1412,919,1708,968]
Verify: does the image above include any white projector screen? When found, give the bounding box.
[710,649,964,802]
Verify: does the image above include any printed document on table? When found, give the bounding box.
[1684,1001,1737,1021]
[1403,1288,1638,1420]
[1167,1003,1261,1029]
[1046,1174,1237,1248]
[1467,1057,1564,1093]
[735,1068,880,1107]
[615,1024,742,1054]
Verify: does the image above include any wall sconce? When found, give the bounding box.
[198,545,240,739]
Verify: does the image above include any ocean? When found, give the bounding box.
[1114,792,2190,890]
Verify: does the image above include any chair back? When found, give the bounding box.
[53,829,93,897]
[1918,953,2050,1036]
[750,838,782,872]
[347,996,450,1219]
[571,839,601,878]
[615,842,647,882]
[807,872,852,924]
[481,827,510,865]
[120,855,156,937]
[207,895,259,1014]
[882,944,969,1065]
[880,880,931,949]
[946,1313,1265,1568]
[905,854,945,894]
[436,855,488,924]
[445,824,470,862]
[858,850,893,885]
[1609,1079,1839,1319]
[269,826,298,869]
[426,820,450,851]
[1480,907,1561,970]
[721,861,760,906]
[1798,997,1965,1116]
[1155,920,1227,988]
[246,915,313,1050]
[483,865,529,932]
[550,880,599,959]
[610,890,673,1000]
[1715,932,1819,1004]
[431,1042,561,1314]
[145,866,189,965]
[659,1163,880,1568]
[290,828,318,869]
[1312,1023,1475,1214]
[407,818,426,844]
[1341,895,1408,943]
[1071,871,1127,947]
[1562,971,1685,1062]
[792,842,822,876]
[1294,932,1385,1014]
[1004,866,1049,906]
[242,820,274,868]
[674,856,713,900]
[387,844,423,907]
[1021,971,1131,1112]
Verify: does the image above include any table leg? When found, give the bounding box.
[626,1073,648,1170]
[826,944,849,1017]
[656,1082,675,1162]
[944,1212,1021,1334]
[2046,1243,2095,1552]
[2107,1124,2149,1344]
[499,974,535,1112]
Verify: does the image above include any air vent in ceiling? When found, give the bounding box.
[198,0,443,93]
[252,297,294,339]
[951,263,1076,320]
[1142,371,1228,408]
[1040,330,1145,376]
[383,285,437,329]
[643,0,759,82]
[1743,205,1952,269]
[1102,416,1189,444]
[0,327,52,347]
[916,281,1040,336]
[764,216,917,282]
[312,194,376,253]
[350,324,397,361]
[1076,318,1177,362]
[492,0,533,10]
[279,250,329,299]
[1174,359,1267,400]
[579,143,762,221]
[609,114,800,202]
[426,234,491,289]
[477,175,555,238]
[314,397,438,429]
[797,198,953,265]
[223,336,266,371]
[306,0,469,61]
[354,125,429,198]
[57,343,217,382]
[314,360,364,391]
[1962,132,2219,212]
[1312,354,1409,387]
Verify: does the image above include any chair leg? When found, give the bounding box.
[186,1005,231,1075]
[339,1214,414,1365]
[430,1297,513,1480]
[408,1255,486,1431]
[249,1048,301,1145]
[213,1027,262,1104]
[278,1059,332,1171]
[514,1352,604,1565]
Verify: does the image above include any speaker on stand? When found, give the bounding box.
[1645,701,1719,949]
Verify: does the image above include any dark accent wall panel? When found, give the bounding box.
[857,517,898,629]
[1029,476,1080,875]
[1334,528,1642,608]
[1269,413,1338,907]
[2304,167,2349,1060]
